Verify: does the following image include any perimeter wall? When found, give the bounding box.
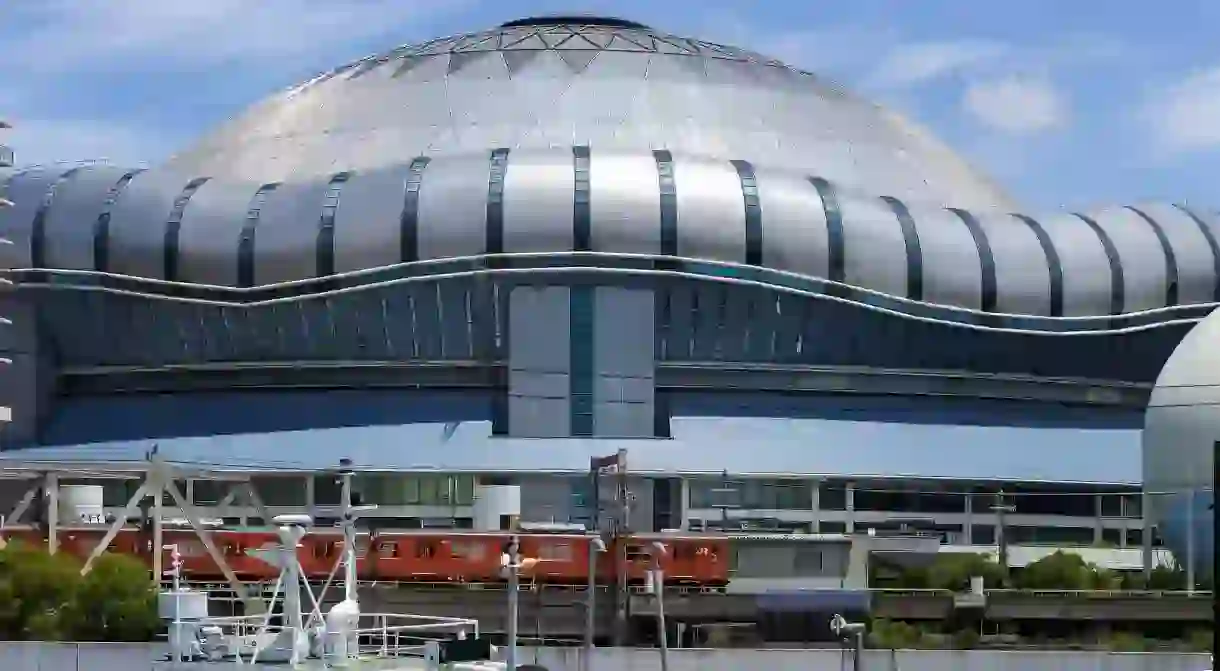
[0,642,1208,671]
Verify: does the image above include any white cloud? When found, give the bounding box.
[963,76,1069,134]
[2,118,182,168]
[0,0,470,166]
[765,25,900,76]
[2,0,467,74]
[1145,66,1220,154]
[867,40,1007,89]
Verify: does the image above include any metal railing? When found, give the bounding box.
[193,610,478,663]
[161,580,1213,599]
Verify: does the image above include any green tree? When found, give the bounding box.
[0,541,81,640]
[874,553,1007,591]
[924,553,1007,591]
[1014,551,1099,590]
[61,553,161,642]
[1102,631,1149,652]
[1146,563,1189,590]
[867,618,926,649]
[0,540,161,641]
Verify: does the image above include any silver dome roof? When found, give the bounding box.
[163,17,1016,211]
[2,17,1217,330]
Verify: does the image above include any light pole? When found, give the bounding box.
[647,541,670,671]
[501,536,538,671]
[584,534,606,671]
[990,491,1015,583]
[830,614,866,671]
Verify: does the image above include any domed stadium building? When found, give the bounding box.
[0,16,1214,568]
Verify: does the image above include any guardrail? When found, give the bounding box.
[160,581,1213,598]
[984,589,1213,598]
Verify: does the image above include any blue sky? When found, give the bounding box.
[2,0,1218,211]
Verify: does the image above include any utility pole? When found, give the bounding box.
[990,491,1015,584]
[589,450,629,646]
[647,542,670,671]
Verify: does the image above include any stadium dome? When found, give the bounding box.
[164,15,1017,211]
[1144,309,1218,575]
[3,14,1217,326]
[1,14,1219,466]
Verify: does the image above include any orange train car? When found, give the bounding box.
[0,526,731,586]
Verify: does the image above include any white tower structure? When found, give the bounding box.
[323,458,374,667]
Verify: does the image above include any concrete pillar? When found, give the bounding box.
[1094,493,1104,545]
[810,478,821,533]
[1141,490,1153,580]
[677,478,689,531]
[845,482,855,533]
[964,491,974,544]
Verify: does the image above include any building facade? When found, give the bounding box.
[0,17,1214,558]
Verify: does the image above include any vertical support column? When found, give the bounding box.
[964,491,974,545]
[810,478,821,533]
[1094,493,1104,545]
[152,474,164,585]
[676,478,689,531]
[1141,490,1153,581]
[1186,489,1196,594]
[845,482,855,534]
[45,473,58,554]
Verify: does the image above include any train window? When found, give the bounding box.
[416,542,438,559]
[377,541,399,557]
[626,544,650,562]
[313,542,339,560]
[449,541,487,560]
[177,540,207,558]
[537,543,573,562]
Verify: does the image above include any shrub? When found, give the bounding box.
[0,540,160,641]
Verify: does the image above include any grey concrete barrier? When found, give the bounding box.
[0,641,1209,671]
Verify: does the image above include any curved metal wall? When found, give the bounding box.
[29,277,1187,383]
[3,155,1218,330]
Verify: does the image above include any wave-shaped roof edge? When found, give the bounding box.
[1,157,1217,325]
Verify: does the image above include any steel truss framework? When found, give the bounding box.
[0,452,272,612]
